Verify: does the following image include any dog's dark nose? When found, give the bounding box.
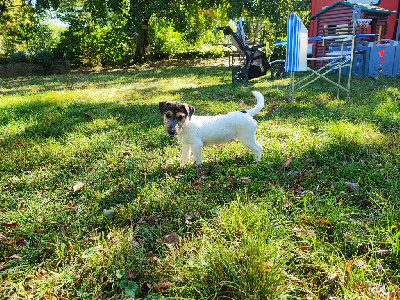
[168,128,176,136]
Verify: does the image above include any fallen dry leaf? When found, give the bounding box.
[371,249,391,256]
[164,233,180,244]
[7,236,25,245]
[148,253,158,264]
[145,215,159,223]
[1,221,18,228]
[293,226,315,238]
[67,241,74,250]
[345,182,360,192]
[132,240,142,248]
[282,158,292,168]
[192,181,202,190]
[240,177,251,184]
[299,245,309,252]
[73,181,85,192]
[389,290,395,300]
[207,181,218,189]
[153,280,172,293]
[345,260,353,277]
[185,214,193,225]
[142,282,152,293]
[164,233,181,251]
[36,268,47,280]
[83,112,93,120]
[127,269,136,280]
[35,227,46,233]
[66,201,74,210]
[327,272,340,284]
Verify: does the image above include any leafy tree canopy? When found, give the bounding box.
[1,0,310,64]
[0,0,58,54]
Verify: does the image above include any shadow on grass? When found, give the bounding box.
[0,100,163,147]
[91,131,399,261]
[260,75,400,132]
[1,63,399,291]
[0,64,231,95]
[3,64,397,132]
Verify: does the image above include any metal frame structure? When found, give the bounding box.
[286,13,359,100]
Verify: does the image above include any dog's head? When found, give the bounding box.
[158,101,195,137]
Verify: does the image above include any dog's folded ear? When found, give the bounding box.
[158,101,169,114]
[185,104,195,120]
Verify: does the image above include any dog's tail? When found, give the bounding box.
[246,91,264,116]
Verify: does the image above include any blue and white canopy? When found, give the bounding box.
[285,13,308,72]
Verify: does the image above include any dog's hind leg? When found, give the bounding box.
[244,142,262,161]
[182,144,191,164]
[253,142,263,161]
[239,135,263,161]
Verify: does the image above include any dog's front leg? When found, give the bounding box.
[191,144,203,165]
[181,144,191,164]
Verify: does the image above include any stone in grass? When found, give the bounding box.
[345,182,360,192]
[103,208,115,219]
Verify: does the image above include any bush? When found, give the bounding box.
[55,19,134,67]
[9,51,30,63]
[7,50,57,67]
[33,50,55,67]
[150,17,187,58]
[270,44,286,61]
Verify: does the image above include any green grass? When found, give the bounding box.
[1,59,400,299]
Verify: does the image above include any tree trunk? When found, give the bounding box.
[135,17,150,61]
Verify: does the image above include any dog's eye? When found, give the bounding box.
[177,116,183,121]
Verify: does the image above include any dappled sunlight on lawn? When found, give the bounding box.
[374,97,400,122]
[258,118,384,160]
[1,58,399,299]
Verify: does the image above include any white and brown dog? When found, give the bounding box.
[159,91,264,165]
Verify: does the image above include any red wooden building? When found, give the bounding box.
[309,1,396,61]
[310,0,400,40]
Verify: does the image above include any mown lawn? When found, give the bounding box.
[1,58,399,299]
